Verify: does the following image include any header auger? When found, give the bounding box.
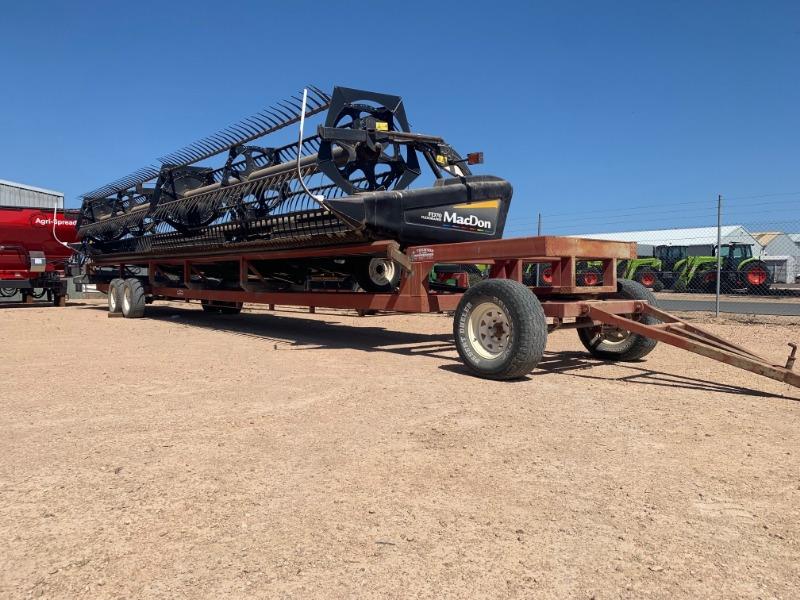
[77,86,511,259]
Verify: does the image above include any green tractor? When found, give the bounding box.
[523,261,602,287]
[645,245,689,290]
[573,256,664,290]
[615,257,664,290]
[429,263,487,290]
[669,242,772,294]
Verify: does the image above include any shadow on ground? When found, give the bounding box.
[77,303,792,399]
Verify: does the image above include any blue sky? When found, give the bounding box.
[1,1,798,235]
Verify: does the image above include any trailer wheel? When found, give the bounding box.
[578,279,658,361]
[453,279,547,380]
[354,257,401,293]
[121,278,146,318]
[108,278,125,313]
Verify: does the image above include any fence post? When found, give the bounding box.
[715,194,722,317]
[535,212,542,283]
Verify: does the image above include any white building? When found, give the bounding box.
[0,179,64,209]
[752,232,800,283]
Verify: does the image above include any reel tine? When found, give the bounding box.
[230,123,255,138]
[279,100,302,117]
[205,134,229,149]
[251,114,275,129]
[285,97,304,112]
[81,165,160,199]
[308,85,330,103]
[299,92,319,109]
[257,111,279,127]
[271,104,295,121]
[169,150,194,164]
[244,117,266,132]
[266,109,290,125]
[192,140,218,155]
[222,125,246,140]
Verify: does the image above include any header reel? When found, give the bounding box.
[78,85,493,256]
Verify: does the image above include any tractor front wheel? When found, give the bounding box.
[577,267,602,287]
[741,263,772,294]
[691,270,717,293]
[634,267,659,289]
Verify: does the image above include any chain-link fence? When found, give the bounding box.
[507,193,800,315]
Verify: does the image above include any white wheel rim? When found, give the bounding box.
[467,301,511,360]
[590,326,631,346]
[109,287,118,311]
[122,287,131,313]
[368,258,396,286]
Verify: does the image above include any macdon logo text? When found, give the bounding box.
[442,211,492,229]
[419,210,492,229]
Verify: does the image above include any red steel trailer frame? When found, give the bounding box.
[88,235,799,388]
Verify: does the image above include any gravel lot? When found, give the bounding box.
[1,300,799,599]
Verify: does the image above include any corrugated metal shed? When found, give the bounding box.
[0,179,64,209]
[573,225,758,247]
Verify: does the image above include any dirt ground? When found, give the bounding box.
[1,300,799,599]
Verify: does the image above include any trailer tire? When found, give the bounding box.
[121,278,146,318]
[577,279,658,361]
[453,279,547,380]
[354,257,401,293]
[108,278,125,313]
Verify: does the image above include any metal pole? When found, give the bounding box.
[535,212,542,283]
[715,194,722,317]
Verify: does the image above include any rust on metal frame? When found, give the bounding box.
[406,236,635,262]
